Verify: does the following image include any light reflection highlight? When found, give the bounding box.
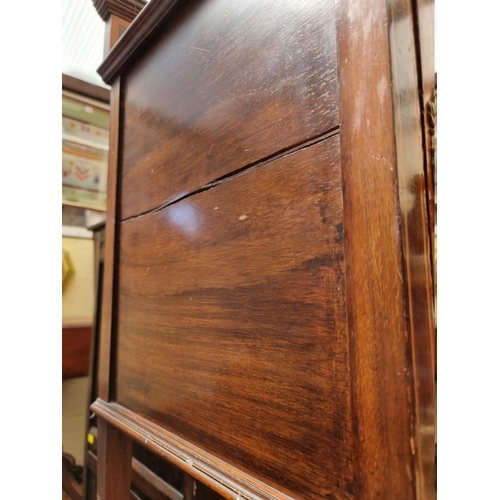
[166,203,200,237]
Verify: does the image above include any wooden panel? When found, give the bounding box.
[114,135,353,500]
[62,325,92,379]
[120,0,339,219]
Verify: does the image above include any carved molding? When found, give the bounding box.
[91,399,296,500]
[93,0,147,23]
[97,0,179,83]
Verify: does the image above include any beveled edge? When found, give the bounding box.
[97,0,180,83]
[91,398,297,500]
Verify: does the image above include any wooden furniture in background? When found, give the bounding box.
[63,452,84,500]
[63,74,110,104]
[90,0,436,499]
[62,77,111,498]
[61,75,110,380]
[62,324,93,379]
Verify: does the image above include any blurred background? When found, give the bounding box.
[62,0,109,471]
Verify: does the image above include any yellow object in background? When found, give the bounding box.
[62,236,95,325]
[62,249,75,293]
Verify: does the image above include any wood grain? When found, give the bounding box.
[387,0,436,497]
[336,0,425,497]
[87,440,185,500]
[97,0,179,83]
[113,136,353,500]
[104,14,131,56]
[97,419,133,499]
[98,78,121,402]
[92,0,436,498]
[119,0,339,219]
[92,399,302,500]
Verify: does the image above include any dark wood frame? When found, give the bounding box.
[91,0,436,498]
[62,74,110,104]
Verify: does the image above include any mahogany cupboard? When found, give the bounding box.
[90,0,436,499]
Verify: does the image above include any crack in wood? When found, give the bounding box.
[121,126,340,223]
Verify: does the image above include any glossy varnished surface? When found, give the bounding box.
[120,0,338,219]
[93,0,436,498]
[388,0,436,496]
[115,136,353,500]
[336,0,417,498]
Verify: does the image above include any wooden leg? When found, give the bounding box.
[97,418,132,500]
[183,474,196,500]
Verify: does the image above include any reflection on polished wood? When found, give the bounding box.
[91,0,436,498]
[336,0,436,496]
[120,0,338,219]
[116,136,353,500]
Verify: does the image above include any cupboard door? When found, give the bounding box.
[116,135,353,500]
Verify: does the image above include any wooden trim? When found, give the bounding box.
[91,399,296,500]
[82,227,106,500]
[132,458,184,500]
[93,0,147,23]
[62,89,110,112]
[88,448,184,500]
[104,14,131,55]
[98,78,121,401]
[413,0,436,382]
[97,418,133,499]
[387,0,436,497]
[336,0,436,497]
[413,0,436,242]
[62,74,110,103]
[97,0,180,84]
